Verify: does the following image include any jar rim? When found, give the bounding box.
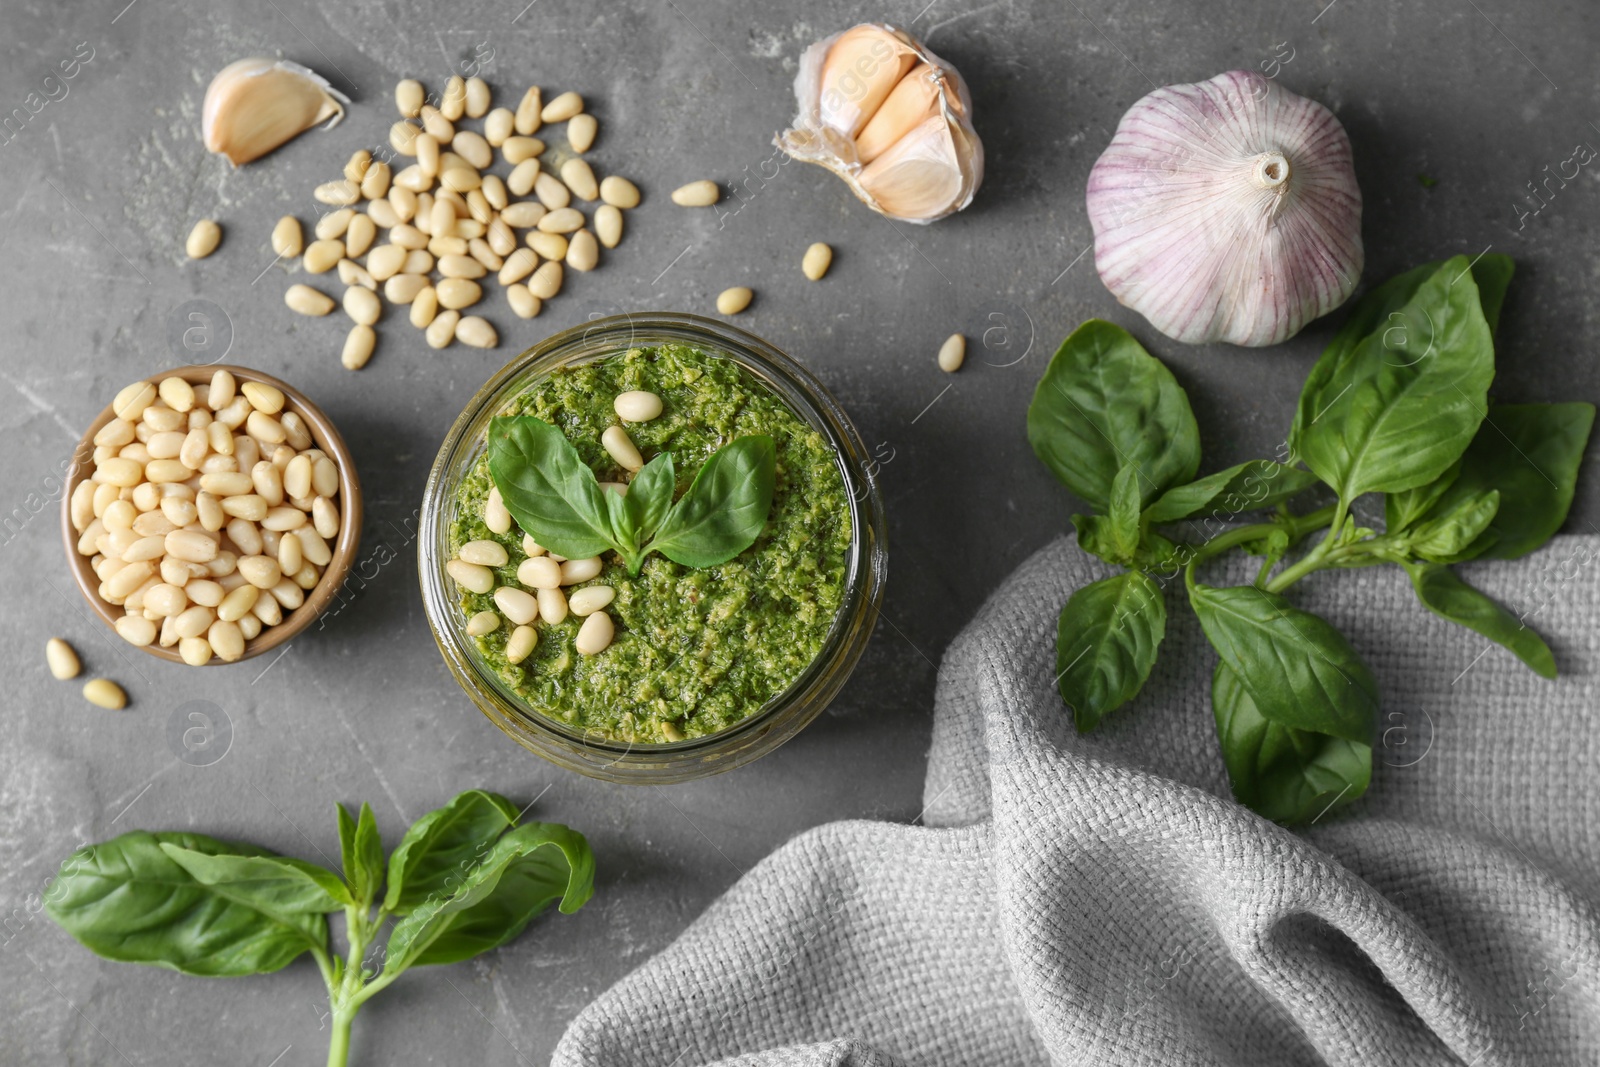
[418,312,887,782]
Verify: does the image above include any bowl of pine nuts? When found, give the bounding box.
[61,365,363,665]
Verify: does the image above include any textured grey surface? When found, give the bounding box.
[0,1,1595,1064]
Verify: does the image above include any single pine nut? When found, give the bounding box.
[361,161,392,200]
[536,586,568,625]
[272,216,303,258]
[500,202,546,228]
[216,395,252,429]
[367,244,407,281]
[538,208,584,234]
[165,530,219,564]
[436,278,482,310]
[574,610,613,654]
[220,494,269,522]
[599,175,641,208]
[421,103,454,141]
[466,610,500,637]
[417,242,453,264]
[517,555,562,589]
[566,229,598,271]
[439,77,466,121]
[410,287,439,329]
[175,604,216,636]
[268,577,303,611]
[459,540,509,567]
[595,204,623,249]
[560,556,602,584]
[113,381,157,420]
[146,431,184,459]
[277,529,303,574]
[482,175,509,211]
[389,188,419,222]
[107,561,155,598]
[484,108,514,146]
[456,316,497,348]
[440,163,482,193]
[439,254,487,279]
[239,613,264,639]
[385,273,430,304]
[395,78,424,118]
[514,87,542,134]
[453,129,493,168]
[209,619,245,661]
[316,208,354,240]
[560,159,598,201]
[314,180,361,206]
[239,555,282,589]
[82,678,127,709]
[464,75,490,118]
[507,284,541,319]
[344,149,371,185]
[527,260,564,299]
[541,91,583,122]
[283,455,312,499]
[96,457,143,488]
[522,534,545,556]
[143,406,184,432]
[390,224,428,249]
[95,419,136,448]
[394,163,430,191]
[671,180,719,206]
[303,239,343,273]
[498,248,538,285]
[343,286,382,326]
[196,492,225,531]
[533,171,570,210]
[186,219,221,259]
[528,231,567,260]
[426,309,460,349]
[345,214,377,257]
[144,583,188,617]
[313,496,339,539]
[338,259,377,290]
[311,457,338,498]
[417,131,442,176]
[802,242,833,281]
[505,624,537,664]
[614,390,663,422]
[295,526,332,566]
[367,198,400,231]
[209,368,236,408]
[601,425,644,472]
[46,638,80,680]
[179,636,213,666]
[493,586,538,625]
[180,428,210,469]
[507,159,541,197]
[485,487,512,534]
[938,333,966,373]
[568,585,615,616]
[241,381,285,414]
[567,112,597,153]
[430,197,457,239]
[717,286,753,315]
[466,190,493,225]
[246,410,286,444]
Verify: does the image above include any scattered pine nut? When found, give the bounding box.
[395,79,424,118]
[82,678,127,710]
[505,624,537,664]
[938,333,966,373]
[506,284,541,319]
[613,390,663,422]
[716,286,753,315]
[599,176,640,208]
[802,242,833,281]
[464,76,491,118]
[456,316,497,348]
[567,113,597,153]
[566,229,599,272]
[574,610,613,655]
[594,205,623,249]
[568,585,615,616]
[285,285,336,316]
[46,638,80,680]
[186,219,221,259]
[342,324,376,370]
[541,91,583,123]
[514,87,542,135]
[671,180,719,206]
[272,216,303,258]
[466,610,501,637]
[601,425,644,471]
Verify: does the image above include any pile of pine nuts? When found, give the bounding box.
[70,370,343,666]
[274,75,643,370]
[448,387,670,661]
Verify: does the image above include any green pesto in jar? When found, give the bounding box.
[450,343,853,744]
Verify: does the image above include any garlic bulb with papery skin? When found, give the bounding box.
[1086,70,1362,347]
[776,24,983,225]
[203,58,349,166]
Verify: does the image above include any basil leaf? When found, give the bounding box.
[1384,459,1460,534]
[1108,464,1142,558]
[1405,562,1556,678]
[1292,256,1495,498]
[1071,514,1130,566]
[649,435,776,569]
[487,416,617,560]
[337,802,385,908]
[1188,583,1378,744]
[46,832,327,976]
[384,789,519,914]
[1145,461,1320,525]
[623,451,676,545]
[1026,319,1199,509]
[159,846,352,915]
[1212,662,1371,825]
[1056,571,1166,732]
[1418,402,1595,560]
[1470,253,1515,337]
[1408,489,1499,562]
[382,822,594,974]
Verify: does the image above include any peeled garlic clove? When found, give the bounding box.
[202,58,350,166]
[1085,70,1363,348]
[777,23,983,225]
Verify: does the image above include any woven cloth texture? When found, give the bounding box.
[554,534,1600,1067]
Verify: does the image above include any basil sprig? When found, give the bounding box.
[45,790,594,1067]
[487,415,776,574]
[1028,255,1592,825]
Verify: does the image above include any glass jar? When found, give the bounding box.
[419,313,887,783]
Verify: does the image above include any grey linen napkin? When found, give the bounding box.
[554,535,1600,1067]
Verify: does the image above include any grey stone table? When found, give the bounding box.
[3,1,1595,1063]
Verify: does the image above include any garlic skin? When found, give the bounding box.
[203,58,349,166]
[1086,70,1363,347]
[777,23,983,225]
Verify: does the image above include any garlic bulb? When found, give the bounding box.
[1085,70,1363,347]
[776,24,983,224]
[203,58,349,166]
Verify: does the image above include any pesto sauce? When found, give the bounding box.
[450,344,852,744]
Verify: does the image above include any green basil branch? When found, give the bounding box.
[44,790,595,1067]
[1028,255,1593,824]
[487,416,776,574]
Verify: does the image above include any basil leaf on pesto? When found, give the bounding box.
[651,435,777,568]
[487,416,617,560]
[623,451,676,547]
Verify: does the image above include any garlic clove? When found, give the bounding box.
[202,58,350,166]
[1085,70,1363,348]
[854,62,941,164]
[777,23,984,225]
